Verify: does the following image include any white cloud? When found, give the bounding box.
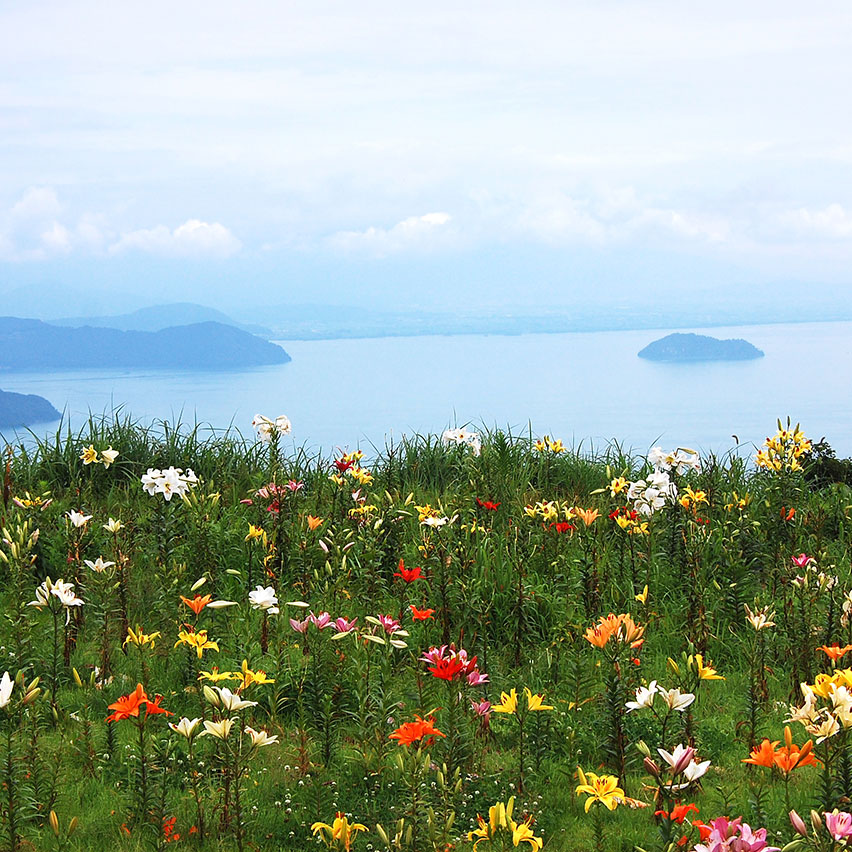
[330,212,452,256]
[512,192,606,244]
[0,186,70,260]
[624,207,731,243]
[10,187,62,222]
[39,221,71,253]
[109,219,242,257]
[778,203,852,240]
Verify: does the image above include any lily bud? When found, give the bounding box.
[68,816,78,836]
[643,757,661,777]
[49,811,59,837]
[789,810,807,837]
[636,739,651,758]
[811,810,823,834]
[202,685,220,707]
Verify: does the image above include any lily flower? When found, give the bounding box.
[658,687,696,712]
[201,718,233,740]
[169,717,202,739]
[311,813,368,851]
[524,687,553,711]
[389,714,445,747]
[84,557,115,573]
[207,686,257,712]
[626,681,658,712]
[66,510,93,528]
[492,689,519,714]
[0,672,14,709]
[124,625,161,649]
[174,629,219,659]
[249,585,279,614]
[245,726,279,748]
[100,447,119,468]
[575,767,624,811]
[658,744,696,776]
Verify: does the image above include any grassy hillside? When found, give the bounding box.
[0,415,849,851]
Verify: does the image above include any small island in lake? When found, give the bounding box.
[0,389,61,428]
[638,332,764,362]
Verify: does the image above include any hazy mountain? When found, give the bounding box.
[51,302,272,338]
[0,389,61,428]
[0,318,290,370]
[638,333,764,362]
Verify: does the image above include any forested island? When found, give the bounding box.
[638,332,764,362]
[0,389,60,428]
[0,317,291,370]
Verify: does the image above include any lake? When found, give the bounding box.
[3,321,852,459]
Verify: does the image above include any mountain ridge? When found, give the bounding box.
[0,317,290,371]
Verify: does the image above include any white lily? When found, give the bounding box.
[0,672,14,709]
[201,718,233,740]
[626,680,657,712]
[169,717,202,739]
[657,687,695,712]
[249,585,279,614]
[66,510,93,528]
[84,557,115,573]
[245,726,279,747]
[213,687,258,712]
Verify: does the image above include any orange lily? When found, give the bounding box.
[181,594,212,615]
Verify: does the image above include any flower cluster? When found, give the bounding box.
[141,467,198,501]
[754,420,812,473]
[467,797,543,851]
[647,446,701,475]
[534,435,565,453]
[420,644,488,684]
[584,612,645,650]
[693,816,778,852]
[79,445,120,468]
[626,470,678,516]
[251,413,292,442]
[441,427,482,456]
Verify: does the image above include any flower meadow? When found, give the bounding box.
[2,416,852,851]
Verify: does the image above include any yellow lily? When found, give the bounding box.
[575,766,624,812]
[609,476,628,496]
[124,625,161,649]
[238,658,274,689]
[311,813,368,851]
[245,524,267,545]
[634,585,649,604]
[491,688,519,714]
[692,653,724,680]
[512,817,544,851]
[198,667,239,683]
[79,445,99,465]
[524,687,553,711]
[175,629,219,659]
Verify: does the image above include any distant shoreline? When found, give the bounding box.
[268,314,852,342]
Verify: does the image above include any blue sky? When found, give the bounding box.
[1,1,852,317]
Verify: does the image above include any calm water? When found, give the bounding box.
[3,321,852,458]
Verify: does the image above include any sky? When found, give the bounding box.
[1,1,852,319]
